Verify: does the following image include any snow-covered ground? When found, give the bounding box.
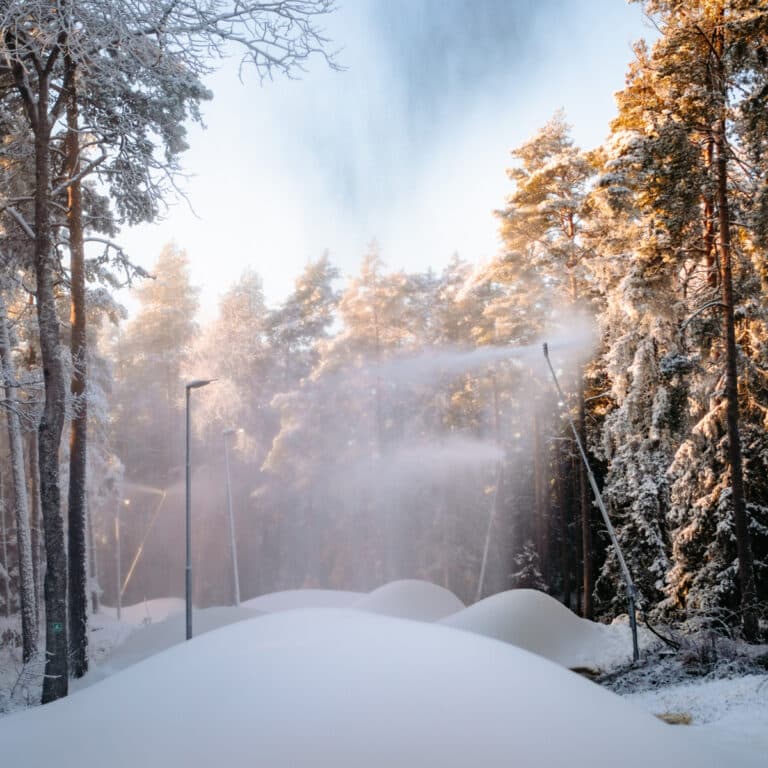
[625,674,768,759]
[1,582,766,766]
[98,597,186,625]
[2,607,762,767]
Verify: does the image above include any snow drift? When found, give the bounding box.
[1,609,755,767]
[79,604,264,687]
[243,588,362,612]
[351,579,465,620]
[441,588,643,669]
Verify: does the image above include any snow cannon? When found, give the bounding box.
[542,342,640,663]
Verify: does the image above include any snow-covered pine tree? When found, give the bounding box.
[0,290,37,663]
[510,540,548,592]
[493,111,598,615]
[585,126,688,618]
[620,0,768,638]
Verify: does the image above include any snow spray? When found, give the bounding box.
[543,341,640,662]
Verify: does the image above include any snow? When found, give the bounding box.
[78,604,264,687]
[99,597,186,625]
[3,581,765,764]
[624,674,768,763]
[1,608,757,767]
[243,588,362,612]
[440,588,651,670]
[351,579,465,620]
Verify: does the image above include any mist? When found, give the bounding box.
[92,1,640,612]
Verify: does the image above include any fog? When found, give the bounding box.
[98,1,646,613]
[106,302,596,609]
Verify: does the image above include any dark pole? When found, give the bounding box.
[542,344,639,662]
[223,428,241,606]
[185,385,191,640]
[185,379,216,641]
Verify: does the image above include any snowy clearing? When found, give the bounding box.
[2,608,759,767]
[3,582,766,766]
[625,674,768,758]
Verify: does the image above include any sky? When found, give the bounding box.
[118,0,652,320]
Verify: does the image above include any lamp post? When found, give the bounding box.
[185,378,216,640]
[223,428,243,606]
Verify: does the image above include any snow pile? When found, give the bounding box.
[77,604,263,688]
[441,589,649,669]
[243,588,362,612]
[2,609,755,767]
[352,579,465,621]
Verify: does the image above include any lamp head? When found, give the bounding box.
[186,378,217,390]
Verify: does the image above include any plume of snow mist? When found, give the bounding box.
[339,436,503,493]
[373,311,597,390]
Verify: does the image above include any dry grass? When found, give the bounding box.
[654,711,692,725]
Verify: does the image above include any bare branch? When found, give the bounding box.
[5,207,36,240]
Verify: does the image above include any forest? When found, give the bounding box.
[1,0,768,710]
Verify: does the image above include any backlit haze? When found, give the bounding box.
[118,0,650,318]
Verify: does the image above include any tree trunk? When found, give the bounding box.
[87,504,99,614]
[28,430,44,624]
[33,84,69,703]
[66,68,90,679]
[0,296,38,662]
[710,15,758,641]
[1,473,10,621]
[703,138,718,289]
[557,443,571,608]
[714,114,758,641]
[577,379,593,619]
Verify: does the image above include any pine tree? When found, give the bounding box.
[493,111,598,615]
[112,244,199,495]
[268,253,340,385]
[613,0,768,638]
[0,290,37,662]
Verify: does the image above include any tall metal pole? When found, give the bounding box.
[543,343,640,661]
[185,385,192,640]
[185,379,216,641]
[223,429,241,606]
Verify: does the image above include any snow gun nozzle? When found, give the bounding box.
[542,342,549,358]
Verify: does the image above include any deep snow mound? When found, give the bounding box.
[441,589,638,669]
[78,604,264,688]
[1,610,755,767]
[352,579,464,621]
[243,588,362,612]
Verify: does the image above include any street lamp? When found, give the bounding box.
[223,428,244,606]
[185,378,216,640]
